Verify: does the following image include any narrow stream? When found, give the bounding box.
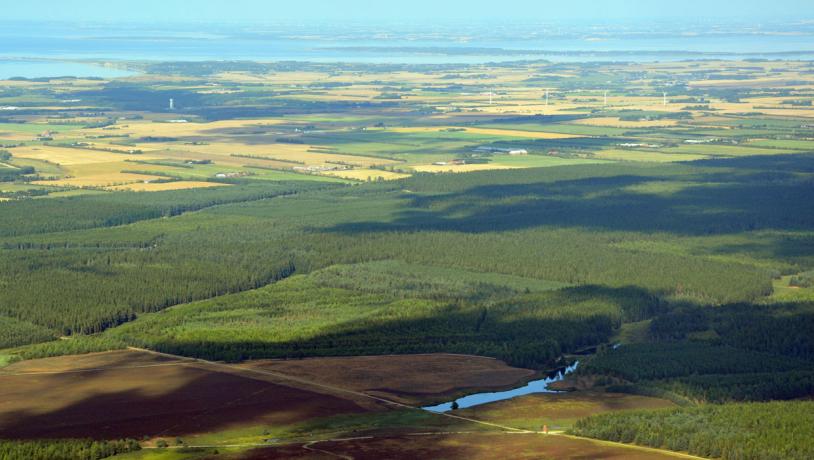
[423,361,579,413]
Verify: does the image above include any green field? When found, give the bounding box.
[747,139,814,150]
[0,122,83,134]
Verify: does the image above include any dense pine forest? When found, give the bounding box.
[570,401,814,460]
[1,156,812,355]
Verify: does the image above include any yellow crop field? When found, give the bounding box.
[106,181,228,191]
[0,131,45,142]
[140,142,398,167]
[10,146,159,166]
[35,172,163,188]
[83,119,286,139]
[63,161,135,177]
[77,142,162,153]
[412,163,521,173]
[754,108,814,118]
[688,77,800,88]
[322,168,411,181]
[615,102,695,113]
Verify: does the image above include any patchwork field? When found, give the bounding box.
[3,58,814,194]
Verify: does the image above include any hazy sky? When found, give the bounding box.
[5,0,814,23]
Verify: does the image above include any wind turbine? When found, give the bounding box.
[483,90,495,105]
[543,88,552,106]
[604,90,608,107]
[663,92,668,107]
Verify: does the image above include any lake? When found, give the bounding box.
[423,361,580,413]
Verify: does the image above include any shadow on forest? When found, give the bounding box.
[132,284,662,369]
[325,154,814,239]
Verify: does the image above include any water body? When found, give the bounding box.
[1,21,814,78]
[0,60,136,80]
[423,361,579,413]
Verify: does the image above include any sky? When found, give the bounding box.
[4,0,814,23]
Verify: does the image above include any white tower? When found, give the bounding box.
[604,90,608,106]
[169,98,175,110]
[545,88,550,106]
[663,92,667,107]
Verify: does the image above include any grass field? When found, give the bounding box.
[457,390,676,431]
[475,122,632,136]
[746,139,814,150]
[593,150,708,163]
[391,126,585,140]
[0,122,83,134]
[662,144,798,157]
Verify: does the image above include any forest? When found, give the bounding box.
[1,155,812,353]
[0,439,139,460]
[570,401,814,460]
